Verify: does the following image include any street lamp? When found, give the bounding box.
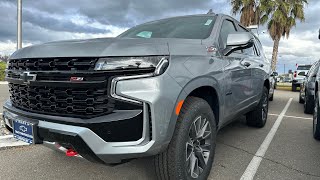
[17,0,22,50]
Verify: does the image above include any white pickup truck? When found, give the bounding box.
[292,64,312,91]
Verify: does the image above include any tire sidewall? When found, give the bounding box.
[172,98,217,180]
[313,93,320,138]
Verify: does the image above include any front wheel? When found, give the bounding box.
[246,87,269,128]
[154,97,217,180]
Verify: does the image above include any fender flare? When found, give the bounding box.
[162,76,223,148]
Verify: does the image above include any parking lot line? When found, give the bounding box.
[268,113,312,120]
[240,98,293,180]
[0,135,13,140]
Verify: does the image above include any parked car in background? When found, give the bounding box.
[269,72,278,101]
[292,64,312,91]
[284,77,292,83]
[3,13,271,180]
[300,61,320,114]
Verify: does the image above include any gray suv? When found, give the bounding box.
[3,13,270,180]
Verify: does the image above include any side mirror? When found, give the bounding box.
[223,32,254,56]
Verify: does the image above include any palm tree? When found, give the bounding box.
[259,0,307,71]
[231,0,307,71]
[231,0,260,27]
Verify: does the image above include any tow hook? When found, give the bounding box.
[66,149,79,157]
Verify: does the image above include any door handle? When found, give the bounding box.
[259,64,264,67]
[243,62,251,67]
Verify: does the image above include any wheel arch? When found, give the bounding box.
[164,76,223,148]
[264,78,270,90]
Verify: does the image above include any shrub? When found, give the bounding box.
[0,61,6,81]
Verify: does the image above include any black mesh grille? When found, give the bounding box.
[8,58,98,71]
[9,83,116,118]
[6,57,151,118]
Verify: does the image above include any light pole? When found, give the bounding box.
[17,0,22,50]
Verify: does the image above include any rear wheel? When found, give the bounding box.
[313,93,320,140]
[246,87,269,128]
[154,97,216,180]
[304,93,314,114]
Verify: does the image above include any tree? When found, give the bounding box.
[231,0,308,71]
[0,55,9,62]
[231,0,260,27]
[260,0,307,71]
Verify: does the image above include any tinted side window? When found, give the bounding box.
[237,24,249,32]
[309,62,320,76]
[314,63,320,76]
[219,20,237,49]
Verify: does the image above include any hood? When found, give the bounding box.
[10,38,202,59]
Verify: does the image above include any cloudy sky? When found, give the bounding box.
[0,0,319,73]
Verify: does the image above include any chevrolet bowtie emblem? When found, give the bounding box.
[21,72,37,84]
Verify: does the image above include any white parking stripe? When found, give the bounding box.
[268,113,312,120]
[0,141,28,148]
[240,98,293,180]
[284,115,312,120]
[0,135,29,148]
[0,135,13,140]
[268,113,279,116]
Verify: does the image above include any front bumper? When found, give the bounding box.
[3,73,183,164]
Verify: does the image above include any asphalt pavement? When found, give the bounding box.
[0,85,318,180]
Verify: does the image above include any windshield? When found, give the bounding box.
[118,16,217,39]
[297,65,312,70]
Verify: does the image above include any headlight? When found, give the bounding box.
[94,56,169,75]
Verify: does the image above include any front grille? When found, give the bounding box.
[8,57,98,71]
[7,57,151,118]
[9,83,115,118]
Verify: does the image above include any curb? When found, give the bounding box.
[0,81,8,85]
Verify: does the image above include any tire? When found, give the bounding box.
[153,96,217,180]
[304,93,314,114]
[246,87,269,128]
[299,91,304,104]
[292,84,297,92]
[313,92,320,140]
[269,93,274,101]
